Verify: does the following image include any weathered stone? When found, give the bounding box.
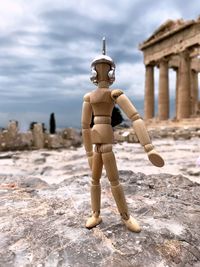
[18,177,48,189]
[7,121,18,139]
[0,152,13,159]
[114,131,126,142]
[62,128,82,147]
[20,131,33,148]
[46,134,63,149]
[186,168,200,176]
[0,171,199,267]
[114,124,200,142]
[0,126,82,151]
[62,128,78,140]
[34,157,46,164]
[32,124,44,149]
[0,122,33,151]
[128,131,139,143]
[62,139,75,148]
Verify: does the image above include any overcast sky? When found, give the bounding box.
[0,0,199,129]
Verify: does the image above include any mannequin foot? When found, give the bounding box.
[148,149,164,167]
[85,214,102,229]
[122,215,141,232]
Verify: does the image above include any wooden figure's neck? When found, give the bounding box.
[97,81,110,88]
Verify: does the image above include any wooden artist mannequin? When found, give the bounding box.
[81,38,164,232]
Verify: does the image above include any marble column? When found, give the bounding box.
[175,68,179,119]
[158,59,169,120]
[177,52,191,119]
[7,121,18,139]
[190,69,199,115]
[33,123,44,149]
[144,64,154,120]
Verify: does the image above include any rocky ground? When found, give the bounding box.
[0,138,200,267]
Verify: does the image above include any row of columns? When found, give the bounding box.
[144,52,199,120]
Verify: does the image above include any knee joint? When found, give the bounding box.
[110,181,119,186]
[91,179,100,186]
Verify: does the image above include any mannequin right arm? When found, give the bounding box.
[81,93,93,169]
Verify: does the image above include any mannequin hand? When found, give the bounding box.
[147,149,164,167]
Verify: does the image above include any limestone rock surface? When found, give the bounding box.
[0,171,200,267]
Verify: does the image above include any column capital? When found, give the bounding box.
[145,62,155,67]
[158,57,169,65]
[179,50,190,59]
[156,57,169,69]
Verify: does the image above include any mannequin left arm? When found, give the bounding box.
[111,89,164,167]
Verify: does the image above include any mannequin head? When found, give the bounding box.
[90,38,115,87]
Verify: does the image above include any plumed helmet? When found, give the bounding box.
[90,37,115,85]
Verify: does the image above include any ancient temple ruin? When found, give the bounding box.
[139,17,200,120]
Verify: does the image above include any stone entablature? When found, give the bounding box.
[139,17,200,120]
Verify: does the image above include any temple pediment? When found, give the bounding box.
[139,17,200,52]
[145,19,186,43]
[139,17,200,66]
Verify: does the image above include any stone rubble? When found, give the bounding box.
[114,125,200,143]
[0,121,82,151]
[1,119,200,150]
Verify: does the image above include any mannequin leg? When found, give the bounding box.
[86,148,103,229]
[101,144,141,232]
